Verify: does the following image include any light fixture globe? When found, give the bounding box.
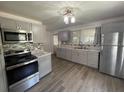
[64,15,69,24]
[59,7,76,24]
[71,16,75,23]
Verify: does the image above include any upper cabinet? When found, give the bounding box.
[15,21,32,32]
[58,31,71,42]
[0,18,16,29]
[32,24,46,43]
[0,17,47,43]
[0,17,32,32]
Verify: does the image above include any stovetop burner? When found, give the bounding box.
[4,49,30,56]
[4,50,37,67]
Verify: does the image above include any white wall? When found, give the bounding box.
[54,16,124,32]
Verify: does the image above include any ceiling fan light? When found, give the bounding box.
[71,16,75,23]
[64,15,69,24]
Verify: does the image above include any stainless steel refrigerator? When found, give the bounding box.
[99,32,124,79]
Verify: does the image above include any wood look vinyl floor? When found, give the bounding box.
[27,55,124,92]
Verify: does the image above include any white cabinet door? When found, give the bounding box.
[38,55,52,79]
[32,24,46,43]
[56,48,72,61]
[56,48,61,58]
[87,51,99,69]
[16,21,31,31]
[78,51,87,65]
[60,48,66,59]
[59,48,63,58]
[32,24,41,43]
[66,49,72,61]
[72,50,79,63]
[0,18,16,29]
[41,25,47,43]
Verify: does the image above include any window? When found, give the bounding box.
[53,34,58,46]
[80,29,95,44]
[72,31,80,44]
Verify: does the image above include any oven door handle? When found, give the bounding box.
[6,59,38,71]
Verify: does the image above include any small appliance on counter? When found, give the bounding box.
[4,49,39,92]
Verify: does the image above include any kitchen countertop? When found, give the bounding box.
[31,50,51,57]
[58,47,100,52]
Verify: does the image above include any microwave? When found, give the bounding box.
[2,30,33,43]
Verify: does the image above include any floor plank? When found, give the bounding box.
[27,55,124,92]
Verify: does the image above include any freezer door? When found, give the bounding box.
[113,32,124,78]
[101,32,119,46]
[100,45,118,75]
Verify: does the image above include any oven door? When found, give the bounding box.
[6,60,38,86]
[3,31,27,43]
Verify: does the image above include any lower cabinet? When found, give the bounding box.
[56,48,61,58]
[56,47,99,69]
[72,50,79,63]
[65,49,72,61]
[78,51,87,65]
[87,51,99,69]
[38,54,52,79]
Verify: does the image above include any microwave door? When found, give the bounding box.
[3,31,27,43]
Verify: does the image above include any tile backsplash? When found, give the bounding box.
[3,42,45,52]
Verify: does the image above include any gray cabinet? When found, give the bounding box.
[58,31,70,42]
